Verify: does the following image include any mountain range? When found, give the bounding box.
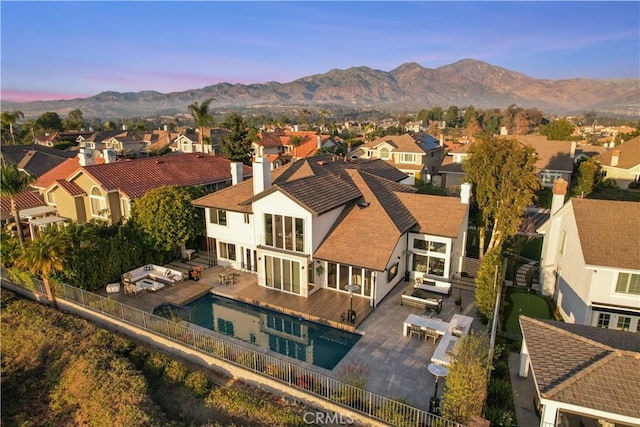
[3,59,639,118]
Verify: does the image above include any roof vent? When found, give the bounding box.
[155,160,164,164]
[317,161,326,165]
[357,201,370,208]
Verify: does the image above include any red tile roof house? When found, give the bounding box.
[193,154,472,310]
[519,316,640,427]
[250,130,327,170]
[439,135,576,193]
[33,151,251,225]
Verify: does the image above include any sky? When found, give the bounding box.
[1,1,639,103]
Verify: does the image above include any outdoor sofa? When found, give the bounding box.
[400,289,443,314]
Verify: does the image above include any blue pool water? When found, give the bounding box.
[179,294,361,370]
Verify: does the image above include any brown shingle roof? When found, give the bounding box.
[571,198,640,270]
[520,316,640,419]
[396,193,467,237]
[503,135,574,172]
[596,136,640,169]
[81,153,252,199]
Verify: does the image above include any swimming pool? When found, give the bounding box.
[170,294,361,370]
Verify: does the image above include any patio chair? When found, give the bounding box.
[424,327,439,343]
[409,324,424,340]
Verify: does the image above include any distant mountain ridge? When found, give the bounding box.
[3,59,638,118]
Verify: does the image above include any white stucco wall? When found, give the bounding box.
[311,206,345,253]
[253,192,313,254]
[373,237,406,306]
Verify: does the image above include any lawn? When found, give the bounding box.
[503,287,553,335]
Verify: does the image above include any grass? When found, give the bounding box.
[503,287,553,335]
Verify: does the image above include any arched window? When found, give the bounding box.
[90,186,107,217]
[379,147,390,160]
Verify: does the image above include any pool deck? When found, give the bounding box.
[97,256,486,412]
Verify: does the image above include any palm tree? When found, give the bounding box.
[289,135,302,159]
[1,110,24,145]
[188,99,214,144]
[18,228,69,305]
[1,162,34,246]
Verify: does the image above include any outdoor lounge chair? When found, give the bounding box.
[424,327,440,343]
[409,324,424,340]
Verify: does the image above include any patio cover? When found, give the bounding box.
[29,215,67,227]
[19,205,57,219]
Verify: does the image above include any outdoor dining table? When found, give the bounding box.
[403,314,449,337]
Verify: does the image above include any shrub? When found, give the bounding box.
[338,360,369,389]
[376,398,415,427]
[129,347,150,369]
[144,352,169,376]
[184,371,211,397]
[265,364,288,381]
[237,352,259,370]
[164,359,189,384]
[484,406,517,427]
[487,378,514,408]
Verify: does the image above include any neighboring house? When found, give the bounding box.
[35,131,97,147]
[251,130,328,169]
[193,154,471,308]
[537,180,640,332]
[404,120,424,133]
[170,128,228,155]
[35,151,252,225]
[102,131,148,158]
[0,144,77,178]
[350,134,442,184]
[519,316,640,427]
[439,135,576,193]
[595,136,640,189]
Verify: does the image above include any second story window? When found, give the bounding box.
[89,186,107,218]
[379,147,391,160]
[264,213,305,252]
[615,272,640,295]
[400,153,416,163]
[209,208,227,226]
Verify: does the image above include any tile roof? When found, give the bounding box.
[571,198,640,270]
[503,135,574,172]
[596,136,640,169]
[1,190,46,214]
[520,316,640,419]
[54,179,85,196]
[1,145,77,178]
[361,134,426,154]
[33,156,104,190]
[438,155,465,173]
[256,131,284,148]
[81,153,252,199]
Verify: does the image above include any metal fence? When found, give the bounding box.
[1,268,463,427]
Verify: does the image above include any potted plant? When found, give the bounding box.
[189,265,202,281]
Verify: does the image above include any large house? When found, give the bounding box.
[250,130,341,170]
[0,144,77,178]
[439,135,576,193]
[537,180,640,332]
[34,151,251,225]
[193,154,471,307]
[519,316,640,427]
[595,135,640,189]
[350,134,444,184]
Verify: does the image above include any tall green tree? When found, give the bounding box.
[1,110,24,145]
[36,111,64,132]
[1,163,34,246]
[540,119,574,140]
[464,136,540,258]
[187,99,214,144]
[474,247,504,319]
[130,186,203,255]
[445,105,460,128]
[64,108,85,130]
[441,332,491,424]
[220,112,253,164]
[18,227,69,305]
[574,158,599,197]
[462,105,477,128]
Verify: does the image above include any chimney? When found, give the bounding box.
[551,178,568,215]
[252,156,271,195]
[439,134,444,147]
[78,147,95,166]
[230,162,243,185]
[317,135,322,149]
[164,124,168,131]
[122,124,127,131]
[570,141,576,158]
[103,148,115,164]
[460,182,472,204]
[610,150,620,167]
